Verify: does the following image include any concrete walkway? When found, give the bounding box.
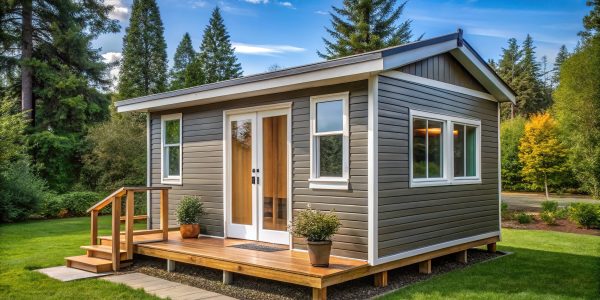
[103,272,235,300]
[502,192,597,210]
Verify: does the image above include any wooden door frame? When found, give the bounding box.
[223,102,293,246]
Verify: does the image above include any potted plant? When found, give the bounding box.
[175,195,205,238]
[290,206,341,267]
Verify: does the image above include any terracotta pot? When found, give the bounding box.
[307,240,332,267]
[179,224,200,238]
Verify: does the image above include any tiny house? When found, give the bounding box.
[68,30,514,299]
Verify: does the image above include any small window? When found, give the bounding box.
[309,92,349,190]
[161,114,182,184]
[410,110,481,187]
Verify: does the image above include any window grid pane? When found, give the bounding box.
[412,118,427,179]
[165,120,180,144]
[318,134,343,177]
[454,125,465,177]
[466,126,477,177]
[427,120,443,178]
[167,145,180,176]
[316,100,343,133]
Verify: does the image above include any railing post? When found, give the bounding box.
[160,189,169,241]
[125,190,135,260]
[91,210,98,245]
[112,196,122,271]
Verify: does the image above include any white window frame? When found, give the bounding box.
[161,113,183,185]
[309,92,350,190]
[409,110,481,187]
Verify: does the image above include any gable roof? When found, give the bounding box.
[115,30,516,113]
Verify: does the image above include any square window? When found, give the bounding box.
[316,100,343,132]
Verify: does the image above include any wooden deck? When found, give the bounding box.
[99,231,498,300]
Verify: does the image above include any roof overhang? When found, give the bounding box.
[116,31,515,113]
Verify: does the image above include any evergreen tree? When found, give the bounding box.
[540,55,553,107]
[195,7,242,84]
[170,33,197,90]
[318,0,418,59]
[118,0,168,99]
[515,35,545,116]
[579,0,600,42]
[496,38,522,119]
[552,45,569,87]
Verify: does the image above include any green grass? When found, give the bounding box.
[382,229,600,300]
[0,216,158,299]
[1,218,599,300]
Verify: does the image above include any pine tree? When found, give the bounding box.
[318,0,418,59]
[195,7,242,84]
[118,0,168,99]
[540,55,553,107]
[496,38,522,119]
[515,34,545,116]
[579,0,600,42]
[552,45,569,86]
[170,33,196,90]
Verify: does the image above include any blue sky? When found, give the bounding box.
[97,0,591,77]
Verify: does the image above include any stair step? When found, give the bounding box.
[81,245,127,260]
[66,255,113,273]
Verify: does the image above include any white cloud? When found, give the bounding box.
[190,0,208,8]
[102,52,122,88]
[277,1,294,9]
[104,0,129,21]
[232,43,305,56]
[243,0,269,4]
[315,10,328,15]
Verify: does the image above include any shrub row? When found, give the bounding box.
[41,192,103,218]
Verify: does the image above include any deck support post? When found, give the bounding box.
[91,210,98,245]
[374,271,388,287]
[418,259,432,274]
[125,191,135,260]
[455,250,468,264]
[312,287,326,300]
[223,271,233,285]
[487,243,497,253]
[111,196,122,271]
[167,259,176,272]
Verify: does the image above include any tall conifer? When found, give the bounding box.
[516,34,545,115]
[195,7,242,84]
[170,33,197,90]
[118,0,168,99]
[496,38,522,119]
[552,45,569,86]
[318,0,417,59]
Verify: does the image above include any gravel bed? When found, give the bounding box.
[125,249,504,300]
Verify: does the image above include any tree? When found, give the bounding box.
[500,116,526,190]
[318,0,418,60]
[118,0,168,99]
[519,113,569,199]
[515,35,545,116]
[267,64,284,72]
[579,0,600,42]
[195,7,242,84]
[496,38,522,119]
[552,45,569,86]
[170,33,196,90]
[553,37,600,199]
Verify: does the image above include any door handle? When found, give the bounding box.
[252,176,256,184]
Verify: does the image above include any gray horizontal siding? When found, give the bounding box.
[398,52,487,92]
[377,74,500,258]
[150,80,368,260]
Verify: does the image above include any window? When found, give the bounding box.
[410,110,481,187]
[309,92,349,190]
[161,114,182,184]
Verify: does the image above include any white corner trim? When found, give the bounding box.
[497,103,503,241]
[367,75,379,265]
[381,70,496,102]
[374,231,501,265]
[451,47,516,104]
[146,113,152,230]
[160,113,183,185]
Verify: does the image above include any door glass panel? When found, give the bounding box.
[262,115,287,231]
[231,119,252,225]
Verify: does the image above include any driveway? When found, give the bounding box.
[502,192,597,210]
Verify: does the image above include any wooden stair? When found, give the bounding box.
[65,255,113,273]
[81,245,127,261]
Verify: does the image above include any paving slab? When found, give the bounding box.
[102,272,236,300]
[36,266,111,282]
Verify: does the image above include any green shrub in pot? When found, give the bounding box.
[290,206,341,267]
[175,196,205,238]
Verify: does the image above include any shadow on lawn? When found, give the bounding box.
[382,246,599,300]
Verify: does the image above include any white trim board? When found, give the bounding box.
[381,71,496,101]
[375,231,501,264]
[367,75,379,266]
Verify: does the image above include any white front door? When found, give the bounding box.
[226,108,290,245]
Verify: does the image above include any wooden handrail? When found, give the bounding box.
[87,186,171,272]
[86,186,171,213]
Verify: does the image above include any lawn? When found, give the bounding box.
[0,216,158,299]
[1,218,599,300]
